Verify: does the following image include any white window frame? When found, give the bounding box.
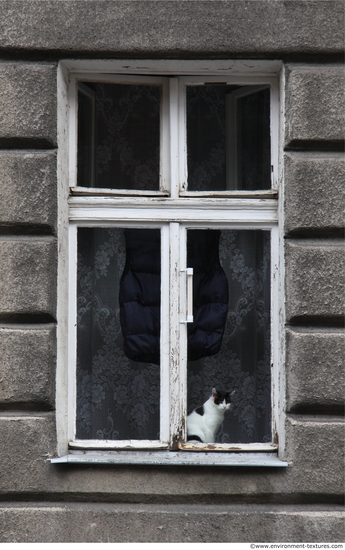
[54,60,286,467]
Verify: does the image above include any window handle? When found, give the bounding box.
[186,268,194,323]
[180,268,193,323]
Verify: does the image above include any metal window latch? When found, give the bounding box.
[180,268,193,323]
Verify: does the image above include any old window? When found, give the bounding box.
[55,61,285,466]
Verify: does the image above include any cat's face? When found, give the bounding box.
[212,388,235,411]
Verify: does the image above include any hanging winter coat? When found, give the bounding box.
[187,230,229,361]
[119,228,161,364]
[119,229,228,364]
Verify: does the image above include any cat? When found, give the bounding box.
[187,388,235,444]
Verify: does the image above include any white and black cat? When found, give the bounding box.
[187,388,235,444]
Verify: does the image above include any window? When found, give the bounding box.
[55,61,285,466]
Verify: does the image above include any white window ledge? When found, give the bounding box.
[52,451,287,467]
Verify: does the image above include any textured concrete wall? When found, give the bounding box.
[284,65,345,147]
[0,0,343,543]
[0,414,343,501]
[0,326,55,409]
[281,60,345,542]
[0,504,343,543]
[0,63,57,147]
[286,328,344,414]
[0,1,343,57]
[0,151,57,233]
[284,153,345,236]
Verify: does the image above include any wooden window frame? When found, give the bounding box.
[54,60,286,466]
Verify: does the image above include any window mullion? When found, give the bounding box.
[160,224,170,443]
[169,222,184,449]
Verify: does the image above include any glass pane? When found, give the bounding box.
[187,85,228,192]
[187,229,271,444]
[236,88,271,190]
[77,84,95,188]
[78,82,161,190]
[76,227,161,440]
[186,85,271,191]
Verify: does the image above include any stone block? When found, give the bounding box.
[285,416,344,496]
[286,328,345,412]
[0,62,56,144]
[284,153,345,235]
[0,238,57,318]
[0,503,343,542]
[285,65,345,146]
[0,326,56,408]
[285,241,345,321]
[0,151,57,232]
[0,1,343,56]
[0,414,57,494]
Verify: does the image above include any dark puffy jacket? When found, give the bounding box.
[187,230,228,361]
[119,229,161,364]
[120,229,228,364]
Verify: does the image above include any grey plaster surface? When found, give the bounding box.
[0,326,55,408]
[284,416,344,496]
[286,328,345,412]
[0,63,57,145]
[0,1,343,56]
[0,151,57,232]
[0,503,343,542]
[0,239,57,318]
[285,240,345,321]
[0,0,343,541]
[285,65,345,146]
[284,153,345,235]
[0,415,343,500]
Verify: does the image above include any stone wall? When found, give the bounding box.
[0,1,343,542]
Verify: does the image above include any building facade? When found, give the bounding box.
[0,1,344,542]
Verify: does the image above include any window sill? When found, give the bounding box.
[51,451,287,467]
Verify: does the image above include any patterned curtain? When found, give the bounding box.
[76,82,271,444]
[187,85,271,191]
[187,230,271,444]
[76,228,271,444]
[78,83,161,190]
[76,228,160,441]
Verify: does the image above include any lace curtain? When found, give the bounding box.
[187,84,271,191]
[78,82,270,192]
[76,82,271,443]
[78,82,161,190]
[187,230,271,444]
[76,228,160,441]
[76,228,271,443]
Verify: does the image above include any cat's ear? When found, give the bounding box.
[229,390,236,400]
[212,388,218,399]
